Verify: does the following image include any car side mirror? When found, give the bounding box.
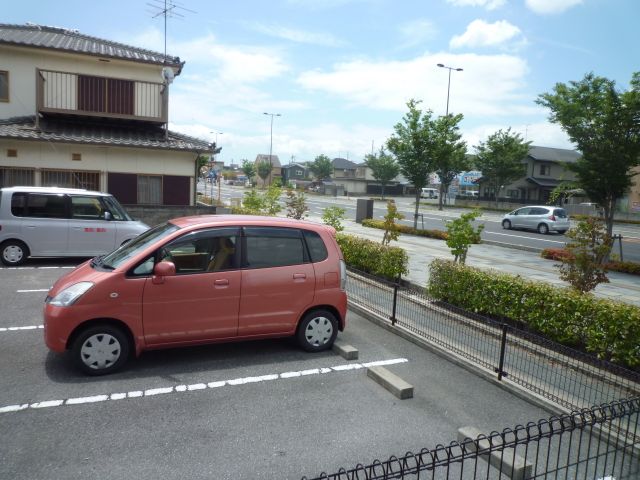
[104,211,113,221]
[152,261,176,284]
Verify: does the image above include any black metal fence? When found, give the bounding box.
[302,397,640,480]
[317,268,640,479]
[345,268,640,412]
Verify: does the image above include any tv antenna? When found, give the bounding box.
[147,0,195,63]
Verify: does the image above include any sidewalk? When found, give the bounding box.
[309,214,640,307]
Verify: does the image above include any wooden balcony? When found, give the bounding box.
[36,69,167,124]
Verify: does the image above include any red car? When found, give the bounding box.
[44,215,347,375]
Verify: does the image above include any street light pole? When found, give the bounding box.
[437,63,463,116]
[263,112,281,185]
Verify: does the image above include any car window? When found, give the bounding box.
[101,222,179,269]
[245,227,306,269]
[530,207,549,215]
[24,193,67,218]
[303,230,328,263]
[71,196,104,220]
[10,193,26,217]
[514,208,530,216]
[102,195,132,221]
[160,228,239,274]
[553,209,568,218]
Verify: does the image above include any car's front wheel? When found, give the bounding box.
[0,240,29,266]
[537,223,550,235]
[502,220,512,230]
[71,324,131,375]
[297,310,338,352]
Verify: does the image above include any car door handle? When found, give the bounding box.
[214,279,229,286]
[293,273,306,279]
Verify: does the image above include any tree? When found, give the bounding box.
[364,148,400,200]
[241,159,256,184]
[309,154,334,181]
[556,217,612,293]
[536,72,640,238]
[474,128,530,207]
[322,206,346,232]
[196,155,209,174]
[444,210,484,264]
[387,99,439,228]
[381,200,404,245]
[432,114,469,210]
[285,188,309,220]
[256,160,272,188]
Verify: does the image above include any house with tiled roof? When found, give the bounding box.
[475,146,581,204]
[0,24,212,206]
[254,154,281,187]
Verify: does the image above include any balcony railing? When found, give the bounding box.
[36,69,167,124]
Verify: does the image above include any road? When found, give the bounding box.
[202,181,640,262]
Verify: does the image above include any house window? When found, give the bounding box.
[0,71,8,102]
[539,164,551,176]
[137,175,162,205]
[506,189,519,198]
[0,167,34,187]
[41,169,100,191]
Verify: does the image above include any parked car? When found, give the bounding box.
[43,215,348,375]
[0,186,149,266]
[501,206,570,234]
[420,188,439,199]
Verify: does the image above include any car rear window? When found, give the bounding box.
[244,227,307,269]
[303,230,328,263]
[553,209,568,218]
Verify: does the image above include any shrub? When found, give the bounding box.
[285,188,309,220]
[362,219,448,240]
[444,210,484,264]
[337,234,409,280]
[381,200,404,245]
[541,248,640,276]
[428,259,640,368]
[322,206,346,232]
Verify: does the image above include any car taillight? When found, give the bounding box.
[548,215,556,221]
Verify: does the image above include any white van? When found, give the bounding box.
[420,188,439,199]
[0,186,149,266]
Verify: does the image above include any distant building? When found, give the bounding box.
[254,154,281,187]
[281,162,309,185]
[475,146,580,204]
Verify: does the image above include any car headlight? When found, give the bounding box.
[47,282,94,307]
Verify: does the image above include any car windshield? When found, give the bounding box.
[99,222,179,270]
[103,195,132,221]
[553,209,568,218]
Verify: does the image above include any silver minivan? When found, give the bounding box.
[0,186,149,266]
[501,205,570,235]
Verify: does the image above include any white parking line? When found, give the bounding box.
[0,325,43,332]
[0,357,408,414]
[17,289,50,293]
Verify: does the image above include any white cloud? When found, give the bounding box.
[398,19,438,48]
[446,0,507,11]
[450,20,524,50]
[525,0,583,14]
[248,23,346,47]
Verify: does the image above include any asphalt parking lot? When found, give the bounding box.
[0,259,549,480]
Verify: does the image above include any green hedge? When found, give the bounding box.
[362,219,449,240]
[336,233,409,280]
[428,259,640,368]
[541,248,640,276]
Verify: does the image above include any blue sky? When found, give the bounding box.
[5,0,640,165]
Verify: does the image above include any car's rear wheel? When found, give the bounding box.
[297,309,338,352]
[0,240,29,266]
[71,324,131,375]
[537,223,550,235]
[502,220,512,230]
